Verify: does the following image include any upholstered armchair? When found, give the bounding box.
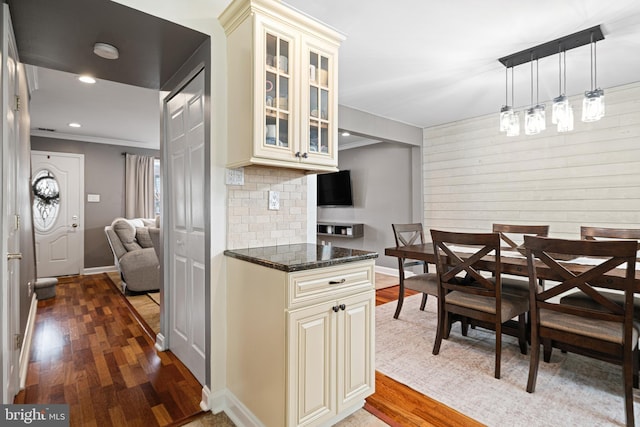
[105,217,160,293]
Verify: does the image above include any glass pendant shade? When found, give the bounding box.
[557,105,574,132]
[525,105,545,135]
[506,111,520,136]
[499,105,513,132]
[552,95,568,124]
[582,88,605,122]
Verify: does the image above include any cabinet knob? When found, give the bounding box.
[295,152,301,158]
[332,305,340,312]
[339,304,346,311]
[329,278,346,285]
[301,152,308,158]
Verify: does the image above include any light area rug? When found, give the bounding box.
[376,294,640,426]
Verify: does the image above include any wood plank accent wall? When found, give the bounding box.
[423,82,640,238]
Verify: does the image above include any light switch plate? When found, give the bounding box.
[268,191,280,210]
[226,167,245,185]
[87,194,100,203]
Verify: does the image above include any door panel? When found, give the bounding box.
[166,70,206,385]
[31,151,83,277]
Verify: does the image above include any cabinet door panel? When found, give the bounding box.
[288,303,335,426]
[337,292,375,411]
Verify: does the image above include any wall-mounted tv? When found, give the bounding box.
[317,170,353,206]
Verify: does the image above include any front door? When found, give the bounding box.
[31,151,84,277]
[165,69,206,385]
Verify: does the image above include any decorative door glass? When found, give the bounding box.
[309,52,330,153]
[265,33,290,149]
[32,169,60,232]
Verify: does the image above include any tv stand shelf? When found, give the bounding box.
[317,222,363,238]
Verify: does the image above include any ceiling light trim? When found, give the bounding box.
[93,42,119,60]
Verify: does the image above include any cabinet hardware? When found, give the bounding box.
[295,152,301,158]
[301,152,308,158]
[332,305,340,312]
[329,278,346,285]
[339,304,346,311]
[7,252,22,260]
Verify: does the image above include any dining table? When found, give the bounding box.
[385,243,640,290]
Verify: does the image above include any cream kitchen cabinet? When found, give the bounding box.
[219,0,344,172]
[225,245,377,427]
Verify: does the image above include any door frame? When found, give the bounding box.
[157,38,211,400]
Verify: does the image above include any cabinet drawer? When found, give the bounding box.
[287,261,374,308]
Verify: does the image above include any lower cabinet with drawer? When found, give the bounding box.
[226,257,375,427]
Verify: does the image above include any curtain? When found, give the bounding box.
[125,153,154,218]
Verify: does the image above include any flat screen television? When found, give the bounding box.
[317,170,353,206]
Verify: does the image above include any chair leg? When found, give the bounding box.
[461,317,469,337]
[495,321,502,379]
[393,283,405,319]
[623,347,635,427]
[542,338,553,363]
[419,293,428,311]
[517,313,527,355]
[432,310,446,355]
[527,334,540,393]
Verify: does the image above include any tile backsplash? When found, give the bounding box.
[227,166,307,249]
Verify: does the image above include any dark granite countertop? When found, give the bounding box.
[224,243,378,272]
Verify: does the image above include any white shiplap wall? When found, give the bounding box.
[423,81,640,239]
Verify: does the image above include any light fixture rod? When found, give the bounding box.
[498,25,603,68]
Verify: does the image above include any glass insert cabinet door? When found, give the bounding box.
[308,51,330,154]
[265,32,290,149]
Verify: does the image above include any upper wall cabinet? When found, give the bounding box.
[219,0,345,172]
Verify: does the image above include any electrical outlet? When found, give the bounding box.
[268,191,280,210]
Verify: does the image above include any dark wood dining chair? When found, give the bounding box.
[430,229,528,379]
[523,236,638,427]
[492,223,549,294]
[391,223,439,319]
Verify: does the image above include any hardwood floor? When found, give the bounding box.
[14,273,480,427]
[14,273,204,426]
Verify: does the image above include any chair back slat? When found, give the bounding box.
[493,223,549,250]
[581,226,640,251]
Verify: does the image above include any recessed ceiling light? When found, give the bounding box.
[340,131,351,136]
[93,42,119,60]
[78,75,96,84]
[68,123,81,128]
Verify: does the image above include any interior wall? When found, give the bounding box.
[227,166,308,250]
[423,81,640,238]
[317,142,415,269]
[30,136,159,268]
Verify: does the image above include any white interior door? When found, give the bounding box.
[31,151,84,278]
[166,69,206,385]
[1,3,21,403]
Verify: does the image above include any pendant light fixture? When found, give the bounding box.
[552,46,574,132]
[498,25,604,136]
[582,32,605,122]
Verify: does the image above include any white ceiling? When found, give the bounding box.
[27,0,640,149]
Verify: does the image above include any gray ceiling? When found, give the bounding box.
[9,0,640,149]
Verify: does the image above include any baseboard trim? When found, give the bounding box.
[207,387,226,414]
[224,389,266,427]
[375,265,399,277]
[83,265,117,275]
[19,293,38,389]
[155,333,167,351]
